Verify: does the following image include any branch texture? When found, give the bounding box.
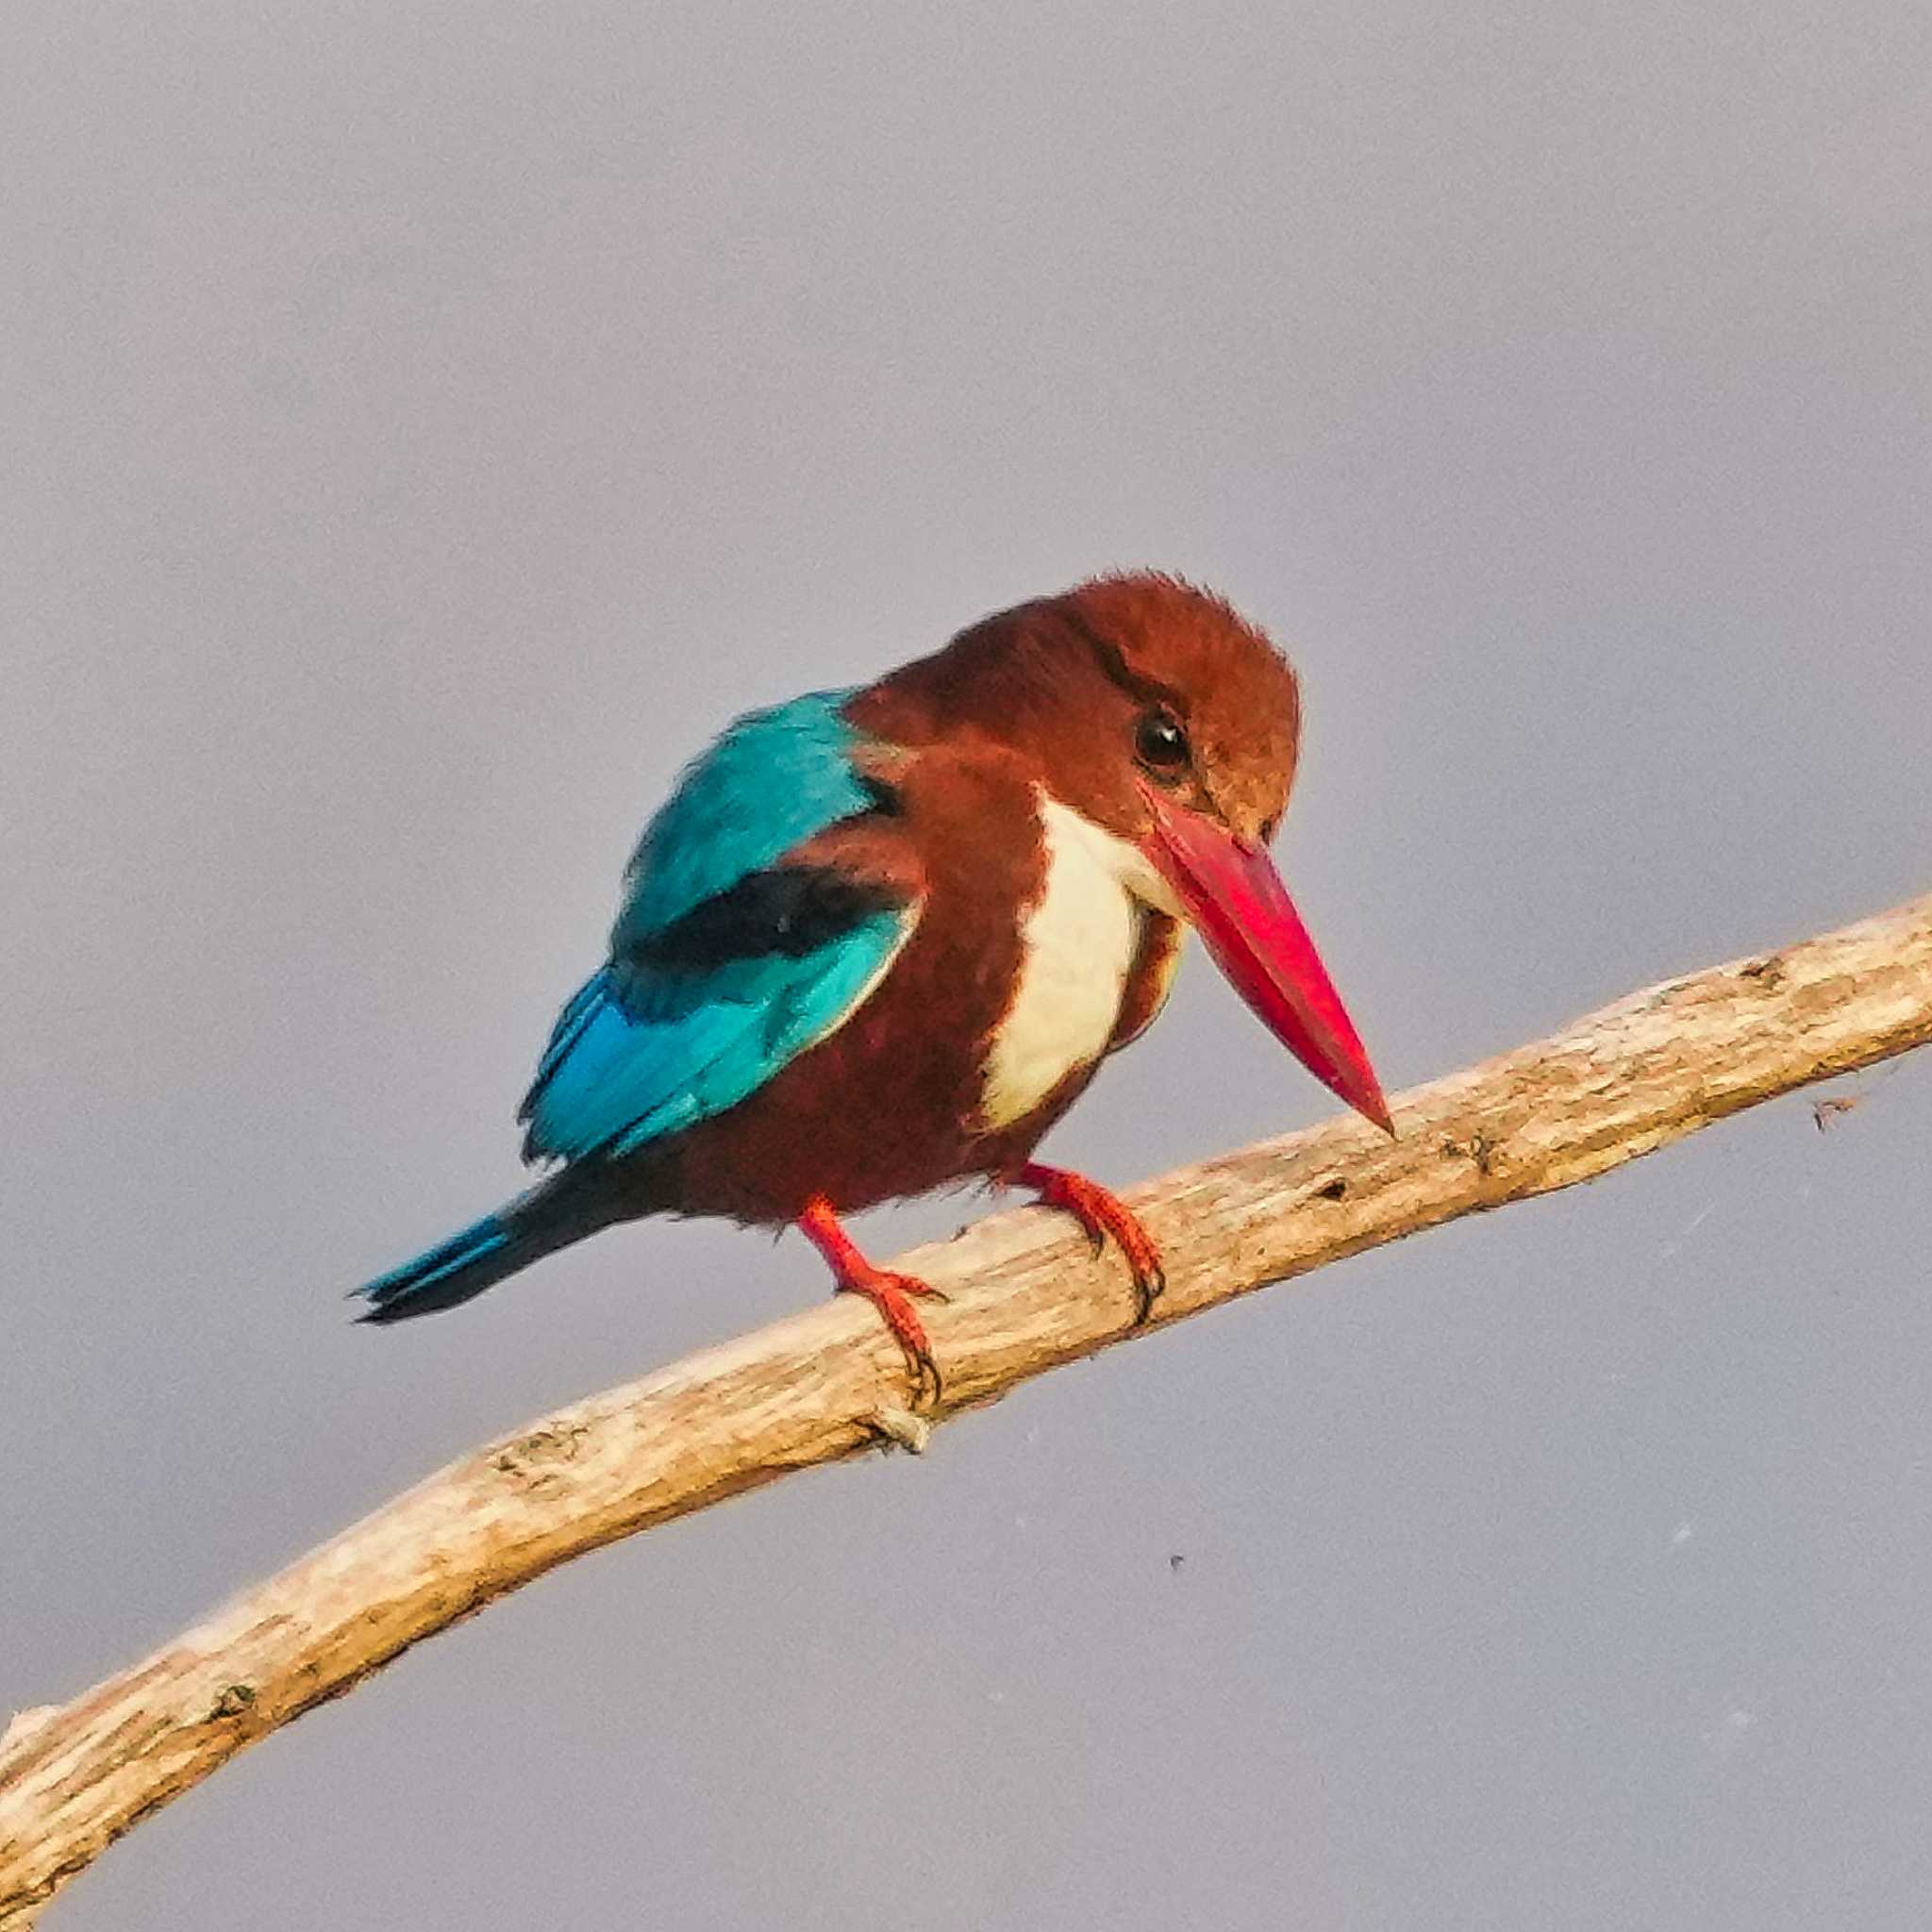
[4,892,1930,1924]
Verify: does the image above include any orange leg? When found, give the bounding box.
[1013,1160,1165,1324]
[797,1197,947,1404]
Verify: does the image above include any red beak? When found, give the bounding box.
[1139,783,1393,1134]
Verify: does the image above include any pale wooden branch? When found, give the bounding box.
[5,894,1931,1926]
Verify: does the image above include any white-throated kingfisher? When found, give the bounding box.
[358,574,1391,1397]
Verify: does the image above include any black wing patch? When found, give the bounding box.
[624,866,906,974]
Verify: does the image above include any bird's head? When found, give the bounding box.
[877,572,1391,1133]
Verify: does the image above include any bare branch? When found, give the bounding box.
[4,892,1930,1925]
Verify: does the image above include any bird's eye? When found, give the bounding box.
[1134,709,1191,774]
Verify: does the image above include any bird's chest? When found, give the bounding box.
[976,799,1141,1130]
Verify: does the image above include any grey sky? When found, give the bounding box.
[5,3,1930,1926]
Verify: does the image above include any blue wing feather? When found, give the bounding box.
[612,689,874,945]
[518,691,911,1164]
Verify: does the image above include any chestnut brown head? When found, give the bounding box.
[868,571,1390,1132]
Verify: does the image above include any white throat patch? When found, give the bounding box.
[978,794,1155,1130]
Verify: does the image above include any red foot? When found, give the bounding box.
[1014,1161,1165,1324]
[797,1197,947,1404]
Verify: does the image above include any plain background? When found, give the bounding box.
[5,5,1930,1927]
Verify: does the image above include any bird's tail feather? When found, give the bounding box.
[354,1172,617,1323]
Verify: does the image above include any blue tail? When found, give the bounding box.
[355,1174,617,1323]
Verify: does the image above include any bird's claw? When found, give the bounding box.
[906,1342,943,1407]
[1128,1257,1167,1327]
[1015,1161,1166,1328]
[798,1199,947,1407]
[884,1299,945,1407]
[838,1265,946,1407]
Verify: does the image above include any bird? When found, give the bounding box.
[356,573,1391,1398]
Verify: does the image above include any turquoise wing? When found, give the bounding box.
[518,692,913,1163]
